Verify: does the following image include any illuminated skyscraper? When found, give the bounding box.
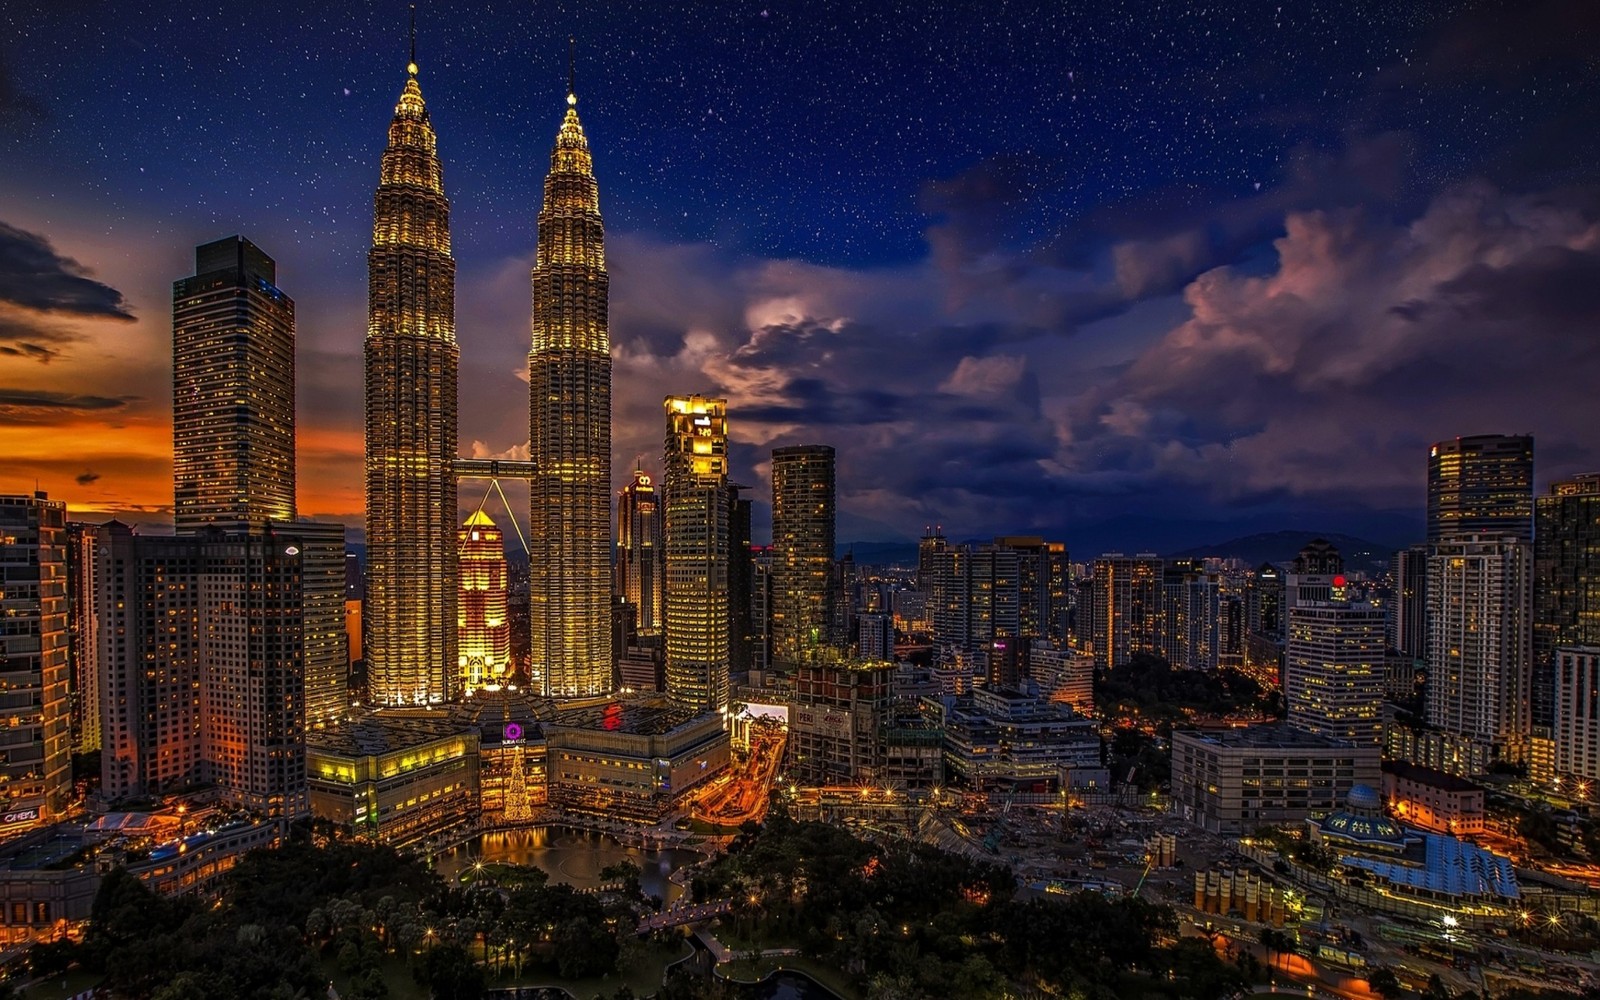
[615,468,665,640]
[771,445,835,666]
[458,511,512,694]
[1089,553,1163,669]
[529,71,612,699]
[0,493,71,836]
[1427,435,1534,543]
[365,44,459,704]
[663,395,730,713]
[172,236,295,532]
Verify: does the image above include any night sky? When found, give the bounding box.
[4,1,1600,552]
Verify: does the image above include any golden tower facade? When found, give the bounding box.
[529,83,612,698]
[663,395,730,714]
[364,54,459,705]
[458,510,512,694]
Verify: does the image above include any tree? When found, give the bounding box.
[1367,967,1404,1000]
[416,943,483,1000]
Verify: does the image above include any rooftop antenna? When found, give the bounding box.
[408,5,418,76]
[567,35,576,106]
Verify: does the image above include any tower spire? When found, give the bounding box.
[408,5,418,76]
[567,36,576,106]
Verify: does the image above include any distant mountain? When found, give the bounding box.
[1166,530,1409,570]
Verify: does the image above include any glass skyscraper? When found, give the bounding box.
[529,80,613,700]
[663,395,730,714]
[364,50,460,705]
[172,236,295,532]
[770,445,836,666]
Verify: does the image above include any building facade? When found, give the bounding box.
[365,53,460,705]
[458,511,512,695]
[1090,553,1163,670]
[1390,544,1429,662]
[0,494,72,837]
[771,445,836,667]
[789,660,893,785]
[1426,535,1533,762]
[64,521,100,753]
[1534,474,1600,727]
[528,84,613,700]
[1285,601,1386,746]
[1170,725,1381,836]
[1380,761,1484,835]
[172,236,296,533]
[307,713,479,846]
[1552,646,1600,784]
[615,468,665,640]
[663,395,730,714]
[544,702,729,822]
[1427,434,1534,543]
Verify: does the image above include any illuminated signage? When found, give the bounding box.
[2,808,38,825]
[693,416,711,427]
[284,545,300,556]
[503,722,524,742]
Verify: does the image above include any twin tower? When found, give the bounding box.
[364,47,611,704]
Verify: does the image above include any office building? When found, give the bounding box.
[1285,601,1386,746]
[789,660,894,785]
[615,468,665,640]
[1534,475,1600,726]
[1171,724,1380,836]
[365,48,460,705]
[858,612,894,662]
[458,511,512,695]
[994,535,1068,642]
[663,395,730,714]
[1030,642,1095,716]
[307,713,479,846]
[172,237,296,533]
[1426,535,1533,762]
[929,544,1022,670]
[771,445,836,666]
[1089,553,1163,669]
[529,79,613,700]
[295,523,350,730]
[1380,761,1485,836]
[1427,434,1534,543]
[939,688,1101,793]
[0,495,72,837]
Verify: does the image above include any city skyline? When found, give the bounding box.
[4,3,1600,549]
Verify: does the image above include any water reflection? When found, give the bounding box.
[434,827,699,905]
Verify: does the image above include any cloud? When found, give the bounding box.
[74,471,100,486]
[0,221,135,318]
[1061,181,1600,513]
[0,389,134,410]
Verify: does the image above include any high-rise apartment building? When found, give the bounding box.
[1535,474,1600,726]
[930,544,1022,668]
[993,536,1068,642]
[1427,535,1533,764]
[1552,646,1600,785]
[770,445,836,666]
[0,494,72,836]
[365,50,459,705]
[1390,544,1429,660]
[96,521,325,816]
[1285,601,1387,746]
[615,468,665,640]
[297,523,350,729]
[1089,554,1163,670]
[728,487,754,675]
[172,237,296,533]
[1427,435,1534,543]
[663,395,730,713]
[65,521,101,753]
[458,511,512,694]
[529,81,612,700]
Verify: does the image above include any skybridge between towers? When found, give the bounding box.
[453,459,536,556]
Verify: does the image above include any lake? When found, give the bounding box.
[434,827,701,904]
